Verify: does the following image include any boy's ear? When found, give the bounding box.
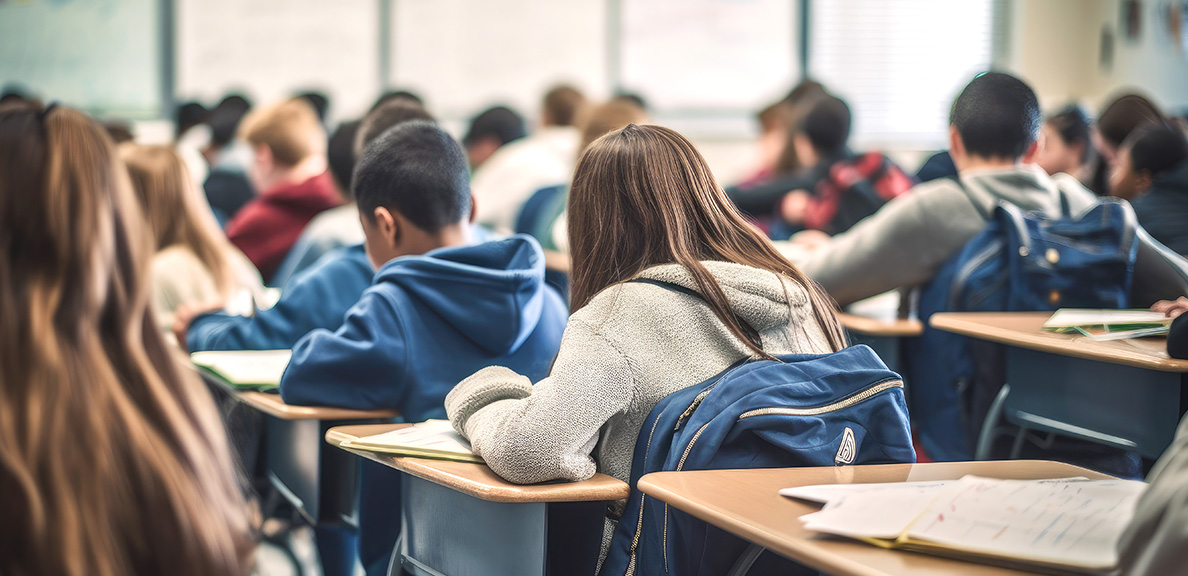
[1136,170,1154,194]
[948,125,964,160]
[373,206,400,248]
[1021,139,1041,164]
[254,144,274,168]
[468,194,478,224]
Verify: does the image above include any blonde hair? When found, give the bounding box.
[0,102,255,575]
[578,99,648,152]
[239,98,326,166]
[121,144,241,299]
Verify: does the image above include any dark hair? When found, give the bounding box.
[355,99,435,158]
[783,79,828,104]
[371,90,424,112]
[296,90,330,123]
[568,124,847,356]
[174,101,208,139]
[613,92,649,112]
[543,84,587,127]
[353,121,471,233]
[327,120,362,196]
[1098,93,1165,149]
[462,105,526,147]
[798,95,851,155]
[774,81,831,173]
[207,95,252,147]
[1126,124,1188,177]
[1045,104,1093,163]
[950,72,1042,160]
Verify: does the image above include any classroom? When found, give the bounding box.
[3,0,1188,575]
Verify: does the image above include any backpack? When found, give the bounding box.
[809,152,914,235]
[905,188,1139,462]
[599,342,915,576]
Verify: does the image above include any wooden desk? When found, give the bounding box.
[931,312,1188,460]
[638,460,1111,576]
[229,390,398,527]
[837,295,923,374]
[328,424,630,576]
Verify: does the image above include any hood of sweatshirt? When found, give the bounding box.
[374,234,549,355]
[635,261,814,334]
[1152,161,1188,196]
[262,171,343,212]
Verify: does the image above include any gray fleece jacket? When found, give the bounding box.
[800,165,1095,307]
[445,261,833,487]
[1117,414,1188,575]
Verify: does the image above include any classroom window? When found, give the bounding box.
[808,0,998,149]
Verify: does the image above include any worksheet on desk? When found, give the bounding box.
[906,476,1147,569]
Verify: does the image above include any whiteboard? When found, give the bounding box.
[389,0,610,119]
[0,0,161,118]
[619,0,800,112]
[176,0,381,121]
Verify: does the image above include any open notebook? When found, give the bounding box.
[1043,309,1172,341]
[788,475,1147,575]
[191,350,291,391]
[340,420,483,464]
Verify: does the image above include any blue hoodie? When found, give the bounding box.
[279,234,567,575]
[186,244,375,351]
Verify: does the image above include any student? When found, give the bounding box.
[540,98,650,252]
[1110,125,1188,255]
[177,103,434,352]
[120,144,265,336]
[445,124,846,563]
[1090,93,1166,195]
[1036,105,1094,184]
[296,90,330,125]
[796,72,1101,307]
[461,105,526,171]
[201,95,256,224]
[226,98,341,283]
[280,121,567,576]
[730,94,914,237]
[470,84,588,233]
[0,102,253,575]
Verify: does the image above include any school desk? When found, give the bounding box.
[637,460,1111,576]
[326,423,630,576]
[234,391,399,527]
[838,291,922,373]
[930,311,1188,460]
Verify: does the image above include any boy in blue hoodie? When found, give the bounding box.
[280,120,567,576]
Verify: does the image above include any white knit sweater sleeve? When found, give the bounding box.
[445,320,634,484]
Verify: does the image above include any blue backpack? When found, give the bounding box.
[600,344,915,576]
[906,190,1139,462]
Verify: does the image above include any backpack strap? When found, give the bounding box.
[628,278,763,348]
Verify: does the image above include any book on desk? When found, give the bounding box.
[191,349,291,391]
[339,419,483,463]
[1043,309,1172,341]
[788,475,1146,575]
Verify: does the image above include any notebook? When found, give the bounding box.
[340,419,483,464]
[191,349,291,391]
[1043,309,1172,341]
[793,475,1146,575]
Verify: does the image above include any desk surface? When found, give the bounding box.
[236,391,400,421]
[639,460,1111,576]
[326,424,630,503]
[837,312,924,337]
[931,311,1188,373]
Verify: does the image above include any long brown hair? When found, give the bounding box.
[567,124,847,356]
[120,143,241,299]
[0,102,254,575]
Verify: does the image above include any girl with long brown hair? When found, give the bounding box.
[445,123,846,556]
[0,102,255,575]
[120,143,264,336]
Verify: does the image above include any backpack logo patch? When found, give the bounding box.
[835,427,857,465]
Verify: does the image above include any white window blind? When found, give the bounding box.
[808,0,996,148]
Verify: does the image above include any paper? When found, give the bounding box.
[342,420,482,463]
[781,480,954,505]
[800,482,955,539]
[1044,309,1171,330]
[191,350,291,390]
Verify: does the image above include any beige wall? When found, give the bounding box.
[1007,0,1188,114]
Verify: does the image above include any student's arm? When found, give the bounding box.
[726,174,812,217]
[798,183,983,307]
[1170,314,1188,360]
[186,251,372,352]
[446,321,633,484]
[279,291,408,410]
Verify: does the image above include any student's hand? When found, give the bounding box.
[172,299,226,350]
[789,229,832,251]
[779,190,811,225]
[1152,297,1188,319]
